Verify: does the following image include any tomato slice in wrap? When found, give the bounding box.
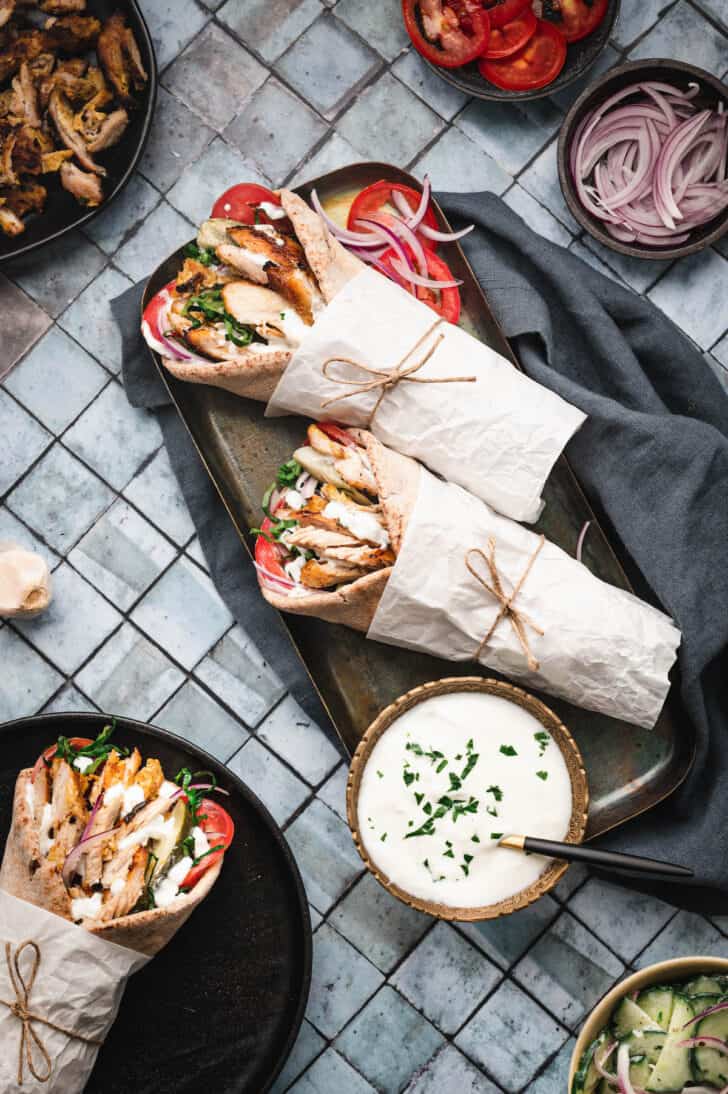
[402,0,490,68]
[32,738,93,782]
[180,799,235,891]
[211,183,289,228]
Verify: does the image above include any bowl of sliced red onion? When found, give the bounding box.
[558,59,728,260]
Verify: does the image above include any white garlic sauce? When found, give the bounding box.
[322,502,389,547]
[357,692,573,909]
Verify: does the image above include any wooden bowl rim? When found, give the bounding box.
[568,955,728,1089]
[557,57,728,261]
[346,676,589,922]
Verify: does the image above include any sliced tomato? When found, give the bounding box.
[541,0,608,41]
[181,799,235,891]
[32,738,93,782]
[480,7,536,57]
[482,0,531,29]
[318,422,357,448]
[211,183,288,227]
[379,245,461,324]
[479,18,566,90]
[402,0,490,68]
[142,280,176,343]
[254,515,291,586]
[348,180,441,249]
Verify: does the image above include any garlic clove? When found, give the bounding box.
[0,542,52,618]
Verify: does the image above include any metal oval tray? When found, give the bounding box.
[142,161,695,841]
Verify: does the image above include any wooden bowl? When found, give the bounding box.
[569,956,728,1092]
[421,0,620,103]
[346,676,589,922]
[557,58,728,261]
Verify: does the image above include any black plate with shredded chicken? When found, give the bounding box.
[0,0,156,263]
[0,712,312,1094]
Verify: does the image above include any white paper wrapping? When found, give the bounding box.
[368,471,681,729]
[266,266,586,523]
[0,890,148,1094]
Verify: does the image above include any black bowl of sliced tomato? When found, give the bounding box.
[402,0,621,102]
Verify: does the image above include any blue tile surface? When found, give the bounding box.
[2,5,727,1090]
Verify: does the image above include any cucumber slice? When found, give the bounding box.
[612,998,663,1040]
[573,1033,609,1094]
[629,1055,653,1088]
[150,799,188,875]
[693,1001,728,1089]
[646,995,695,1092]
[685,976,723,998]
[621,1030,668,1065]
[637,988,676,1031]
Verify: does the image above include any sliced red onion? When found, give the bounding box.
[79,790,104,844]
[616,1042,637,1094]
[361,213,429,276]
[390,174,432,232]
[419,222,475,243]
[677,1036,728,1053]
[295,472,317,499]
[188,783,230,795]
[354,217,415,275]
[253,560,295,591]
[683,999,728,1028]
[310,189,384,248]
[576,521,591,563]
[594,1040,617,1081]
[62,826,119,889]
[389,258,462,290]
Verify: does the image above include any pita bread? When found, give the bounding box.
[259,432,421,632]
[0,770,223,957]
[152,193,362,401]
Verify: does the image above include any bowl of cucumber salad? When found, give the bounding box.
[570,957,728,1094]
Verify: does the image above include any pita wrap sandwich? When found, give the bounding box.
[141,189,362,402]
[253,421,418,631]
[0,724,233,957]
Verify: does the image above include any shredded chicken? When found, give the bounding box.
[97,10,146,105]
[300,557,369,588]
[59,159,102,204]
[49,87,103,173]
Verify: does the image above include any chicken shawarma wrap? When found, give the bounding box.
[0,725,235,1091]
[253,422,680,729]
[141,188,362,402]
[1,724,234,955]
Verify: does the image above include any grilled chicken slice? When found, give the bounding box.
[100,793,175,889]
[86,105,127,151]
[283,526,359,553]
[96,847,147,922]
[308,423,347,459]
[12,124,54,174]
[132,757,164,803]
[323,544,395,569]
[305,425,377,496]
[0,129,19,185]
[222,280,309,342]
[184,325,257,362]
[49,86,104,173]
[300,558,368,589]
[97,11,147,105]
[221,224,322,323]
[60,160,102,204]
[49,758,89,859]
[320,483,381,512]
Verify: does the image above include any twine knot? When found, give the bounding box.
[320,319,476,426]
[465,536,546,671]
[1,940,103,1085]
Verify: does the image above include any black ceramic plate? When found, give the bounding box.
[0,713,311,1094]
[421,0,620,102]
[0,0,157,264]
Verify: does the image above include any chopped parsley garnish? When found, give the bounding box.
[471,834,481,843]
[487,785,503,802]
[534,731,550,757]
[403,769,416,787]
[406,742,447,772]
[486,805,498,817]
[184,241,217,266]
[536,770,549,781]
[52,721,128,776]
[490,832,503,840]
[414,792,424,806]
[182,285,259,347]
[175,767,218,825]
[500,745,518,757]
[377,770,384,779]
[381,833,387,842]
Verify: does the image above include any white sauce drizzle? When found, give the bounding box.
[39,802,54,856]
[71,892,103,922]
[122,783,145,817]
[357,692,572,909]
[73,755,93,774]
[322,502,389,548]
[118,812,175,852]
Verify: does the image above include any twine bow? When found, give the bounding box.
[320,319,476,426]
[465,536,546,671]
[1,940,103,1085]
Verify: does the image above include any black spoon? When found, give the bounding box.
[499,834,693,880]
